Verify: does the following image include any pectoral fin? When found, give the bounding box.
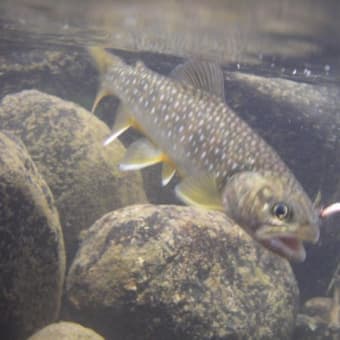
[119,138,164,171]
[161,162,176,186]
[103,104,132,146]
[170,60,225,101]
[175,175,223,211]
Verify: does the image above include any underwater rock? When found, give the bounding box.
[66,204,298,340]
[0,45,96,109]
[0,90,147,263]
[294,297,340,339]
[0,131,65,339]
[27,321,105,340]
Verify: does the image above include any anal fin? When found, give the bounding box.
[161,162,176,186]
[103,104,132,146]
[175,175,223,211]
[119,138,164,171]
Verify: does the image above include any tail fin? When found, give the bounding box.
[88,47,124,113]
[88,47,124,73]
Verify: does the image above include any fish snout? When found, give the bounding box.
[296,222,320,244]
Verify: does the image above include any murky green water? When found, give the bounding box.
[1,1,340,339]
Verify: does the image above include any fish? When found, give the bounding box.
[88,47,320,262]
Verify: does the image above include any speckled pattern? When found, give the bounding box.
[100,56,293,184]
[0,131,65,339]
[0,90,148,262]
[28,321,105,340]
[67,204,298,340]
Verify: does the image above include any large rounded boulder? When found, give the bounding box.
[28,321,105,340]
[0,90,147,261]
[0,131,65,339]
[66,204,298,340]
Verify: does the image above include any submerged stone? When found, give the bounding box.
[0,131,65,339]
[66,204,298,340]
[28,321,105,340]
[0,90,147,263]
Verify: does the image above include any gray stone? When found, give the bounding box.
[0,46,95,109]
[0,90,148,262]
[66,204,298,340]
[28,321,104,340]
[0,131,65,339]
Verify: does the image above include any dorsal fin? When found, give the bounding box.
[170,60,225,101]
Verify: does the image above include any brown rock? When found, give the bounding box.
[0,90,147,262]
[66,204,298,340]
[28,321,104,340]
[0,131,65,339]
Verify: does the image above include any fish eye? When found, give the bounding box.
[272,202,290,220]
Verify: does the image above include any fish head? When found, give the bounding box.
[221,171,320,262]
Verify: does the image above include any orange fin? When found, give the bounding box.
[119,138,164,171]
[175,174,223,211]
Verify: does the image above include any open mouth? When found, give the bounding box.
[262,236,306,262]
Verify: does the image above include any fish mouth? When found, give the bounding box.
[255,224,320,262]
[262,236,306,262]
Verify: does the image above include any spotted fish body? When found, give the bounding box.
[89,47,320,262]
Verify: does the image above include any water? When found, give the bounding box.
[1,0,340,339]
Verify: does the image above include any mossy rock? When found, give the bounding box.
[66,204,298,340]
[0,131,65,339]
[0,90,147,262]
[28,321,105,340]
